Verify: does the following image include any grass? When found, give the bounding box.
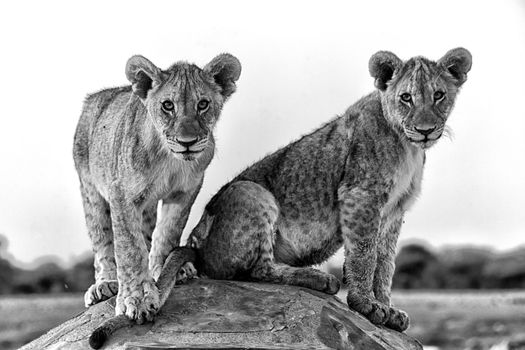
[0,293,84,350]
[392,290,525,350]
[2,290,525,350]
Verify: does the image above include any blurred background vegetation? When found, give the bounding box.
[0,234,93,295]
[328,242,525,291]
[2,233,525,350]
[3,232,525,295]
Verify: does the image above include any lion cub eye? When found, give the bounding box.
[433,91,445,101]
[197,99,210,111]
[400,93,412,103]
[162,100,174,112]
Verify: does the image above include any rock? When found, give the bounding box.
[21,279,423,350]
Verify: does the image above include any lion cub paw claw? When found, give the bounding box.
[84,280,119,307]
[116,280,160,324]
[385,306,410,332]
[347,292,390,325]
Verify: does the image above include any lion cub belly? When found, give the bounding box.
[275,210,342,266]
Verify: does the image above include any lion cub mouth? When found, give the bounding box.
[405,130,442,149]
[167,138,208,160]
[171,148,204,161]
[408,137,440,149]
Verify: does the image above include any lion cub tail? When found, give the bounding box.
[89,247,197,349]
[88,314,131,349]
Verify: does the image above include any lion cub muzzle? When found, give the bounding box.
[404,111,445,148]
[166,135,209,161]
[405,127,442,148]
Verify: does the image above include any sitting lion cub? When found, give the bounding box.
[73,53,241,323]
[187,48,471,331]
[89,48,471,348]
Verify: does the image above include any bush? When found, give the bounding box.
[393,243,446,289]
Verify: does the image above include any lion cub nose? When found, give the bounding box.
[176,137,198,148]
[414,126,436,136]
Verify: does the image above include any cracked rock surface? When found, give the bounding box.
[21,279,423,350]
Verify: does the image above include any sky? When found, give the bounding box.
[0,0,524,267]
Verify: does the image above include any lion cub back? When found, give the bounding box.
[73,86,133,174]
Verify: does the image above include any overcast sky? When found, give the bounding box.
[0,0,524,266]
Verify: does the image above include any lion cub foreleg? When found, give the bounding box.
[374,216,409,331]
[108,183,159,324]
[141,204,158,251]
[149,190,199,281]
[80,181,118,307]
[338,185,390,325]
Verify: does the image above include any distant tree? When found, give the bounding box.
[483,247,525,288]
[35,262,68,293]
[66,254,94,292]
[12,261,68,294]
[439,247,493,289]
[393,243,446,289]
[0,257,14,294]
[0,235,94,294]
[0,234,15,294]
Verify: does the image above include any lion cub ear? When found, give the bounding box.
[204,53,242,99]
[438,48,472,87]
[369,51,403,91]
[125,55,163,100]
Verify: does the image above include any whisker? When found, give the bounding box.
[443,125,454,140]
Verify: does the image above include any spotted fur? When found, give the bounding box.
[88,48,471,348]
[186,48,471,332]
[73,53,241,324]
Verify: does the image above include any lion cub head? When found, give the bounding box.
[125,54,241,161]
[369,48,472,149]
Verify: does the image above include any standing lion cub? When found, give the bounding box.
[73,53,241,323]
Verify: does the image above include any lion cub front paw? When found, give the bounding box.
[385,306,410,332]
[176,262,198,285]
[346,291,390,325]
[115,279,160,324]
[84,280,119,307]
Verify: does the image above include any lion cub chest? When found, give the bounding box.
[382,146,424,217]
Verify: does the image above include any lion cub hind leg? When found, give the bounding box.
[197,181,279,279]
[198,181,340,294]
[251,264,341,295]
[80,181,119,307]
